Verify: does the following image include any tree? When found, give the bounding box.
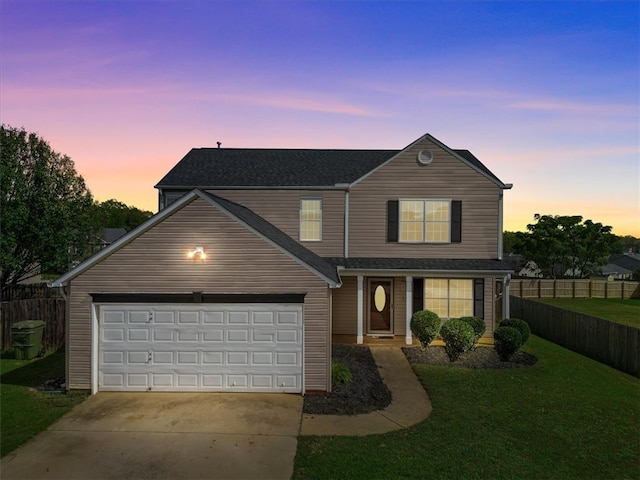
[516,214,615,279]
[91,199,153,232]
[1,125,96,289]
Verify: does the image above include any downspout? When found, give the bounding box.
[498,190,504,260]
[344,190,350,258]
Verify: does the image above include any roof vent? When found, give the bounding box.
[417,150,433,165]
[217,141,221,149]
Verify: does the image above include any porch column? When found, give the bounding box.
[357,275,364,344]
[504,273,511,319]
[405,276,413,345]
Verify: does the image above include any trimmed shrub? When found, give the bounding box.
[331,361,352,386]
[458,316,486,349]
[410,310,441,349]
[440,319,475,362]
[500,318,531,346]
[494,326,523,361]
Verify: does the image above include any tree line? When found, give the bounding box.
[504,216,639,280]
[1,125,152,290]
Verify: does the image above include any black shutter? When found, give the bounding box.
[412,278,424,313]
[474,278,484,318]
[387,200,399,242]
[451,200,462,243]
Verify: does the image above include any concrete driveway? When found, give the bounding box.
[0,392,303,480]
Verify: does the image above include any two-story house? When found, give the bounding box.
[51,133,513,394]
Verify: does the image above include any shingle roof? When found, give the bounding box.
[608,253,640,271]
[326,257,514,272]
[156,149,398,188]
[200,191,340,285]
[155,140,507,189]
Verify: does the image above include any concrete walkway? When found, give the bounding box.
[300,347,432,436]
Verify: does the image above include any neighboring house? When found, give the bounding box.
[601,253,640,280]
[100,228,127,249]
[50,133,513,394]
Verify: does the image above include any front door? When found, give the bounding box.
[367,278,393,334]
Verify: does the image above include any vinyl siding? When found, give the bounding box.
[67,198,330,391]
[211,189,345,257]
[349,138,501,258]
[332,277,357,334]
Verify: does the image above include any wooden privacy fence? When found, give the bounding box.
[510,279,640,299]
[1,299,66,351]
[510,295,639,377]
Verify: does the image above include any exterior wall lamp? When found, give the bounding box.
[188,246,206,260]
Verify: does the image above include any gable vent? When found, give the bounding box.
[417,150,433,165]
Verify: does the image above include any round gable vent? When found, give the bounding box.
[417,150,433,165]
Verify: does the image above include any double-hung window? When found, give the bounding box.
[399,199,451,243]
[424,279,473,319]
[300,198,322,241]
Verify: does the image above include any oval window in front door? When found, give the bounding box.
[374,284,387,312]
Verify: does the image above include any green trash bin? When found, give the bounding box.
[11,320,45,360]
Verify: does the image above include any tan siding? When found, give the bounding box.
[332,277,358,334]
[483,278,497,337]
[393,277,406,336]
[67,198,330,391]
[211,189,344,257]
[349,138,501,258]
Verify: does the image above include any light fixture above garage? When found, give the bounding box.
[188,246,206,260]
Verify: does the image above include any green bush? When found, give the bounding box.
[458,316,486,349]
[440,319,475,362]
[331,361,352,386]
[410,310,441,349]
[494,326,523,361]
[500,318,531,346]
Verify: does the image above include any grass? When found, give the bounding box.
[534,297,640,327]
[0,350,89,457]
[293,336,640,479]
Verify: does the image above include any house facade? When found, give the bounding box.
[52,133,513,394]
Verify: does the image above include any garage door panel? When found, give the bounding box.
[203,329,223,342]
[253,311,275,325]
[154,311,176,324]
[177,330,198,342]
[227,329,249,342]
[177,351,199,364]
[178,311,199,324]
[103,328,125,342]
[129,311,150,324]
[128,328,149,342]
[99,303,303,393]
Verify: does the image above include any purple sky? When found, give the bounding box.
[2,1,638,235]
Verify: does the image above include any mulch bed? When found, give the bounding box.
[403,345,538,369]
[303,344,392,415]
[303,343,538,416]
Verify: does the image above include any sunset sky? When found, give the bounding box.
[2,1,638,235]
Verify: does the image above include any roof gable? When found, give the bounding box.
[50,190,340,287]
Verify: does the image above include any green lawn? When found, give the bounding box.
[294,336,640,480]
[0,351,89,457]
[534,297,640,327]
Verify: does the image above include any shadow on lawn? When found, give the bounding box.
[0,349,66,388]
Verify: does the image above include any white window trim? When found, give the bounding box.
[299,197,322,242]
[399,198,452,244]
[424,278,474,320]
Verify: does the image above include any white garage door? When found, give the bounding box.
[99,303,303,393]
